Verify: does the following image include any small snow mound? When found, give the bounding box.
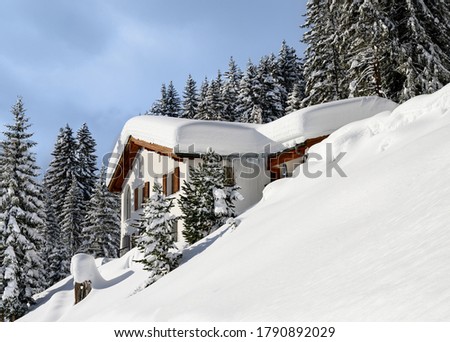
[70,254,106,288]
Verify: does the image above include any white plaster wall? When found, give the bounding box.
[121,149,190,247]
[119,150,270,249]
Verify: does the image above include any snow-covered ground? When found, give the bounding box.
[22,85,450,321]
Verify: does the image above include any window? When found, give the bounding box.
[124,186,131,220]
[134,187,143,210]
[163,167,180,196]
[281,163,288,178]
[172,221,178,242]
[224,166,235,186]
[122,235,131,251]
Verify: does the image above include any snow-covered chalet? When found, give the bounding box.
[107,96,397,252]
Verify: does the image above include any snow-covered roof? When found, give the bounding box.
[257,96,398,148]
[114,115,278,156]
[107,96,397,187]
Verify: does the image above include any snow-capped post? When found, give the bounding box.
[74,281,92,305]
[71,254,105,304]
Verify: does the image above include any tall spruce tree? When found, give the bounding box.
[0,98,45,321]
[179,149,240,244]
[277,41,303,110]
[60,176,84,256]
[76,123,97,203]
[194,78,210,120]
[148,83,168,116]
[181,74,199,119]
[165,81,181,117]
[43,187,69,284]
[135,182,180,285]
[393,0,450,102]
[301,0,450,105]
[343,0,399,99]
[223,57,243,121]
[80,167,120,258]
[256,54,285,122]
[44,125,80,224]
[302,0,348,107]
[286,83,305,114]
[237,60,261,123]
[206,71,225,120]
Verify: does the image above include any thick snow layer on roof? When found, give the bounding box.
[107,96,396,186]
[115,115,273,155]
[257,96,398,148]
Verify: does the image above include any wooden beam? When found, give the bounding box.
[108,136,140,193]
[130,137,183,161]
[108,135,184,193]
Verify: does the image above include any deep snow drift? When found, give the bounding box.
[22,85,450,321]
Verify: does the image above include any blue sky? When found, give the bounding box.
[0,0,307,171]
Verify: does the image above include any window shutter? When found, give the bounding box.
[134,188,139,210]
[224,166,235,186]
[162,174,167,195]
[143,182,150,201]
[172,167,180,194]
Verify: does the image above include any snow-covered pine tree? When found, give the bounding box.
[0,178,4,319]
[0,224,4,320]
[44,125,80,225]
[223,57,243,122]
[301,0,450,104]
[43,187,69,284]
[302,0,348,107]
[76,123,97,203]
[135,182,180,285]
[194,78,210,120]
[0,98,45,321]
[236,60,261,123]
[148,83,168,116]
[181,74,199,119]
[80,166,120,258]
[277,41,303,110]
[195,73,224,120]
[286,83,305,114]
[393,0,450,102]
[343,0,398,99]
[179,149,241,244]
[165,81,181,117]
[206,71,225,120]
[256,54,285,122]
[60,176,84,256]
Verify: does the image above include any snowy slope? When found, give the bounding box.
[23,85,450,321]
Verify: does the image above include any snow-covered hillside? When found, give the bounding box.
[22,85,450,321]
